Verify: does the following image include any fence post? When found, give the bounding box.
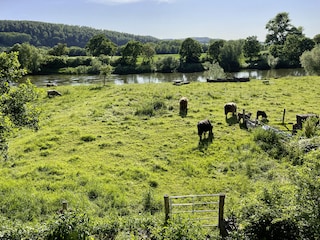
[62,200,68,211]
[218,194,226,237]
[282,108,286,124]
[164,194,170,224]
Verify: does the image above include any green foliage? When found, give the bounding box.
[49,43,69,56]
[204,62,226,79]
[86,34,117,57]
[179,38,202,63]
[253,128,287,159]
[243,36,261,63]
[46,211,90,240]
[0,20,159,47]
[300,45,320,75]
[219,40,243,72]
[155,56,179,73]
[265,12,299,45]
[10,43,43,74]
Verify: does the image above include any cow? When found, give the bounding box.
[179,97,188,116]
[224,102,237,117]
[47,89,62,98]
[197,119,213,140]
[256,110,267,119]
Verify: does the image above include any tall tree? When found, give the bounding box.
[179,38,202,63]
[219,40,243,72]
[265,12,298,45]
[207,40,224,63]
[283,35,315,67]
[86,34,117,57]
[141,43,156,64]
[120,40,142,66]
[243,36,261,63]
[10,43,43,73]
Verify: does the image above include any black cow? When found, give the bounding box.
[224,102,237,117]
[47,89,62,98]
[197,119,213,140]
[256,110,267,119]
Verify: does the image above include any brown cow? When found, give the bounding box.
[179,97,188,116]
[224,102,237,117]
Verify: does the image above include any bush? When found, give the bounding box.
[253,128,288,159]
[300,45,320,75]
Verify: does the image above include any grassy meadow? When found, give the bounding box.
[3,76,320,236]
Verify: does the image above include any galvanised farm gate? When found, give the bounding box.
[164,193,225,234]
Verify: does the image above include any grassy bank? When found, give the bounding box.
[3,76,320,237]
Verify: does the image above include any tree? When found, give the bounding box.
[207,40,224,63]
[86,34,117,57]
[265,12,298,45]
[100,64,113,85]
[300,45,320,75]
[120,40,142,66]
[219,40,243,72]
[10,43,43,73]
[243,36,261,64]
[141,43,156,64]
[313,34,320,45]
[179,38,202,63]
[0,52,40,160]
[49,43,69,56]
[283,35,315,67]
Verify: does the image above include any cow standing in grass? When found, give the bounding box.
[197,119,213,140]
[179,97,188,116]
[224,102,237,117]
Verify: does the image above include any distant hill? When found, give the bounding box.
[0,20,160,48]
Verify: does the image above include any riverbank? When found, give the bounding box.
[23,68,306,86]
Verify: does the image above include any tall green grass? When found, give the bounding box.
[3,76,320,237]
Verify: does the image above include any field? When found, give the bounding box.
[3,76,320,237]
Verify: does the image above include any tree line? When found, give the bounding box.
[1,13,320,76]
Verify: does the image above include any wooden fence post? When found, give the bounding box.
[62,200,68,211]
[164,194,170,224]
[282,108,286,124]
[218,194,226,237]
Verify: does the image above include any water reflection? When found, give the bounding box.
[23,68,305,87]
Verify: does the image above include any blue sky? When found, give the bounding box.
[2,0,319,41]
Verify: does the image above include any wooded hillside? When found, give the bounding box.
[0,20,160,47]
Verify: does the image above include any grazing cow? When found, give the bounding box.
[256,110,268,119]
[224,102,237,117]
[47,89,62,98]
[197,119,213,140]
[237,112,252,122]
[179,97,188,116]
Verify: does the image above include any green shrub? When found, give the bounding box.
[253,128,288,159]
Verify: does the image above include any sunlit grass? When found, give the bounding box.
[4,76,320,225]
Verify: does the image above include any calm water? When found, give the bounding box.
[23,68,305,87]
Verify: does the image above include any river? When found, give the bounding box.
[23,68,306,87]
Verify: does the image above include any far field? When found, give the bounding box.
[3,76,320,229]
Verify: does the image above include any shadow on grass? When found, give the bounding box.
[198,133,214,151]
[226,115,238,126]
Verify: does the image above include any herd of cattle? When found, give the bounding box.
[179,97,269,140]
